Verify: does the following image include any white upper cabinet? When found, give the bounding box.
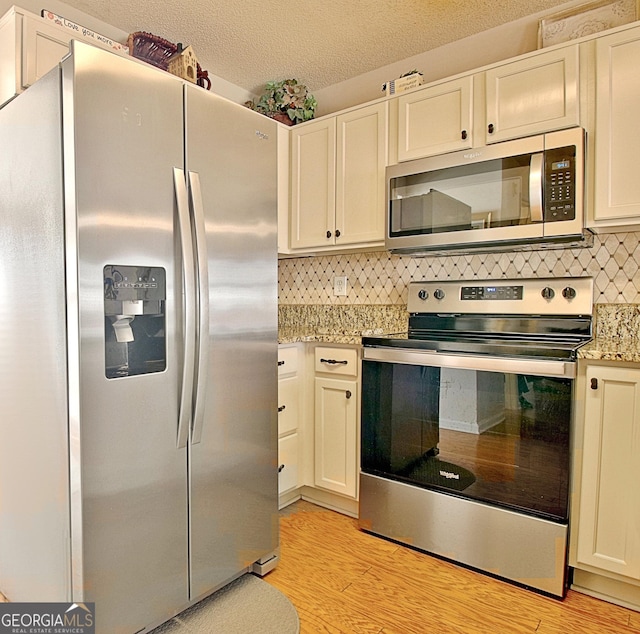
[335,103,387,246]
[397,76,473,161]
[591,25,640,227]
[484,46,580,144]
[0,8,71,107]
[394,46,580,162]
[290,102,387,251]
[290,117,337,249]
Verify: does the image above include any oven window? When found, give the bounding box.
[361,361,572,522]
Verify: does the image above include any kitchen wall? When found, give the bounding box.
[278,231,640,305]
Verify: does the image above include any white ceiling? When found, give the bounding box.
[60,0,573,94]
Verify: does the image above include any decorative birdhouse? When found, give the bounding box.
[167,43,198,83]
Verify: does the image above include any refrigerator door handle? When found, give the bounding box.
[174,167,197,449]
[188,171,210,445]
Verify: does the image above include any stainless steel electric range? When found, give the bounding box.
[359,277,593,598]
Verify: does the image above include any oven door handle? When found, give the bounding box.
[363,347,576,379]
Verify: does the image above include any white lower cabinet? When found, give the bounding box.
[314,376,358,497]
[278,432,299,495]
[313,347,359,499]
[277,345,301,496]
[570,361,640,606]
[277,342,361,512]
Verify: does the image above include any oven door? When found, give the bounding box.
[361,347,575,523]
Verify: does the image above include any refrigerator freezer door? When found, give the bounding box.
[0,70,71,602]
[67,44,189,632]
[184,84,279,600]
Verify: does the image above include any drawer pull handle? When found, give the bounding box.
[278,464,285,473]
[278,405,286,413]
[320,358,348,365]
[346,390,352,399]
[277,360,285,366]
[590,378,598,390]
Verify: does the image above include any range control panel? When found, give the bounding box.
[408,277,593,316]
[460,285,523,301]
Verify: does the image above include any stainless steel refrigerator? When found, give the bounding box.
[0,41,279,633]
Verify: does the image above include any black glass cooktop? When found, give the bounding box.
[361,332,590,361]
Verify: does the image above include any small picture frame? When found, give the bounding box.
[538,0,638,48]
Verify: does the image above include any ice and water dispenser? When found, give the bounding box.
[103,265,166,378]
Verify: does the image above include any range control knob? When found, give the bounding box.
[434,289,445,300]
[541,287,555,300]
[562,286,577,299]
[417,289,429,301]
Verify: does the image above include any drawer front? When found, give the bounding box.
[278,376,299,436]
[315,346,358,377]
[278,432,299,494]
[278,345,299,377]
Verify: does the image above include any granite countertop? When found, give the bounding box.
[578,337,640,362]
[577,304,640,363]
[279,303,640,363]
[278,304,408,346]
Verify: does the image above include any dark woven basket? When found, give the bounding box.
[127,31,177,70]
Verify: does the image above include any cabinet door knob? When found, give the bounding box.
[278,464,285,473]
[461,130,467,140]
[335,229,341,238]
[346,390,352,399]
[326,230,332,239]
[278,405,286,412]
[277,360,285,366]
[488,123,495,134]
[590,378,598,390]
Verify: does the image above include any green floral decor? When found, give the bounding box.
[245,79,317,125]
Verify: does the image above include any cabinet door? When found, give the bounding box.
[576,365,640,579]
[593,28,640,224]
[278,376,299,436]
[397,76,473,161]
[314,377,357,498]
[278,432,299,494]
[335,102,387,246]
[22,14,71,89]
[290,118,336,249]
[485,46,579,144]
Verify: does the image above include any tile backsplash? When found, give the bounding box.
[279,231,640,305]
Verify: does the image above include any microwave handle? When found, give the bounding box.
[529,152,544,223]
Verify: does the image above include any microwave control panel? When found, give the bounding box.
[544,145,576,222]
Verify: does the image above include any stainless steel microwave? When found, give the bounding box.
[386,127,591,254]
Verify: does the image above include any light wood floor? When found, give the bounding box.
[264,500,640,634]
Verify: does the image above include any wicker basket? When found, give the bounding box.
[127,31,177,70]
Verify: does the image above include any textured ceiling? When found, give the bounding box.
[61,0,572,94]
